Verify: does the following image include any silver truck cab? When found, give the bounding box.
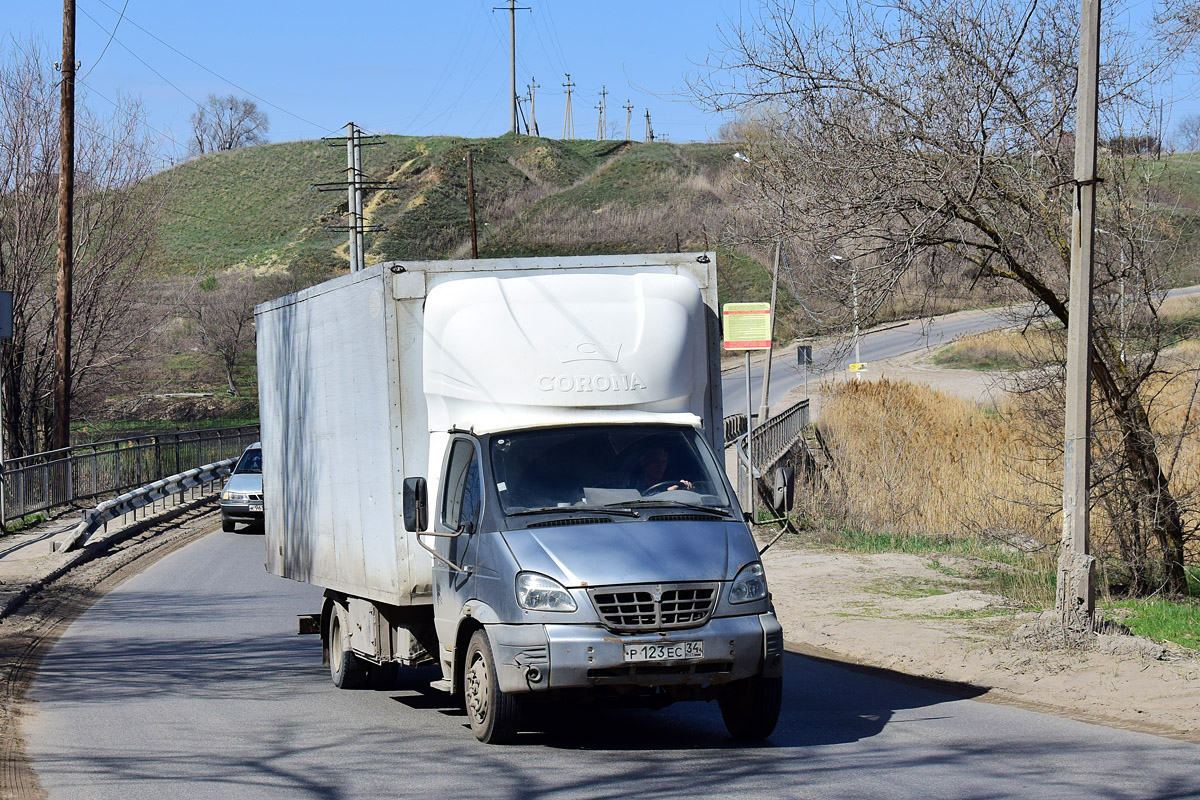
[409,422,783,743]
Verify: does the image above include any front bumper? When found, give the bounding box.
[488,612,783,695]
[220,501,263,523]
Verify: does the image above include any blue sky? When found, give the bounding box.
[4,0,747,164]
[3,0,1195,167]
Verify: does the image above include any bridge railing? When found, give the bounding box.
[732,399,809,511]
[2,426,260,523]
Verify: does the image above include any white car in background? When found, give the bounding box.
[220,442,263,532]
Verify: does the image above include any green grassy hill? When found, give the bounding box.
[146,134,767,280]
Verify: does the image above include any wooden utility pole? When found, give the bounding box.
[624,100,633,140]
[54,0,76,451]
[1057,0,1101,632]
[467,151,478,258]
[562,73,575,139]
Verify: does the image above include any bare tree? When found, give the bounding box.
[189,94,269,156]
[695,0,1194,594]
[192,271,288,396]
[0,38,169,456]
[1176,114,1200,151]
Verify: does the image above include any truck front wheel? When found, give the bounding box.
[328,605,370,690]
[718,674,782,740]
[463,629,520,744]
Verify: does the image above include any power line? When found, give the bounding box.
[78,0,129,82]
[86,0,334,136]
[77,5,204,108]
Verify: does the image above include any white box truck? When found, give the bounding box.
[257,252,784,743]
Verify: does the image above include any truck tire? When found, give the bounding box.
[718,674,782,740]
[328,605,370,690]
[463,629,520,744]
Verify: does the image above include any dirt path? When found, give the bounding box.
[762,541,1200,742]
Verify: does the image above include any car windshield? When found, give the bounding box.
[234,448,262,474]
[489,425,732,515]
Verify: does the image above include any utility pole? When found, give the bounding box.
[562,73,575,139]
[467,151,478,258]
[54,0,76,451]
[644,108,654,143]
[315,123,391,272]
[624,99,633,140]
[596,85,608,140]
[345,123,359,271]
[353,125,365,265]
[495,0,529,135]
[529,76,540,137]
[1057,0,1101,633]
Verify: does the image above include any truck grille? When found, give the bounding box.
[588,583,719,632]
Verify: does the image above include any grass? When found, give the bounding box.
[932,327,1059,371]
[1100,598,1200,651]
[805,522,1059,608]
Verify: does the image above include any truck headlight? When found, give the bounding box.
[516,572,577,612]
[729,562,767,604]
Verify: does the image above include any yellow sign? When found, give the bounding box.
[849,363,868,372]
[722,303,772,350]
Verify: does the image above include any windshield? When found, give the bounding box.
[234,447,262,474]
[489,425,732,515]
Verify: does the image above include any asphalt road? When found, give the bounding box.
[723,284,1200,417]
[720,306,1014,416]
[26,529,1200,799]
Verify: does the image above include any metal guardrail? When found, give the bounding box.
[63,457,236,550]
[1,426,259,523]
[748,400,809,470]
[724,414,748,443]
[733,399,809,511]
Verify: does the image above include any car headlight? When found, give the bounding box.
[729,562,768,604]
[516,572,577,612]
[222,491,248,502]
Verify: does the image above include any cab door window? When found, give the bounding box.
[442,438,483,532]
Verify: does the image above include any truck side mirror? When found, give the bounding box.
[403,477,428,532]
[772,466,795,514]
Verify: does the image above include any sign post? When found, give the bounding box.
[723,302,772,520]
[797,344,812,402]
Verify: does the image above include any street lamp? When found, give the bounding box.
[829,254,860,378]
[732,152,785,422]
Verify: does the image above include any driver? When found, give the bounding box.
[628,446,693,493]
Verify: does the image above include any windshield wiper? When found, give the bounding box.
[602,500,733,518]
[507,506,640,518]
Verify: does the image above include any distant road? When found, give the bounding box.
[721,306,1013,416]
[722,283,1200,418]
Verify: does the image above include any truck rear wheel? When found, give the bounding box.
[328,605,369,690]
[463,629,520,744]
[718,674,782,740]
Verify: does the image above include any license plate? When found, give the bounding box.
[249,504,263,512]
[623,641,703,663]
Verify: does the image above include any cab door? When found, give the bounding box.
[432,435,484,653]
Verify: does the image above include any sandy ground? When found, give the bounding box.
[761,348,1200,743]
